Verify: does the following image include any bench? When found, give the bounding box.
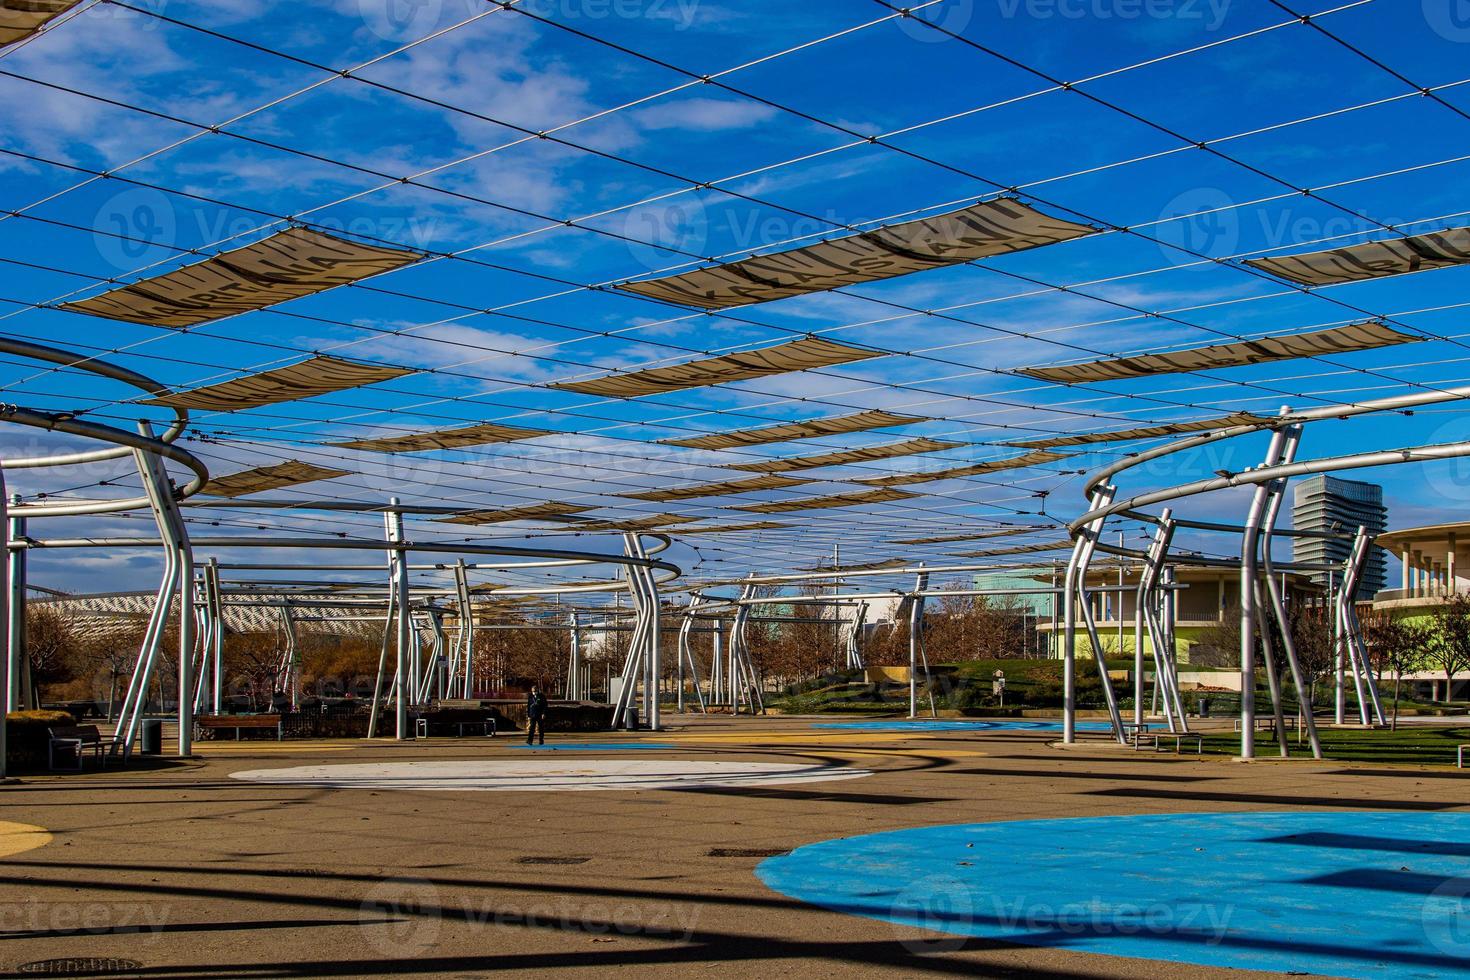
[1233,716,1298,734]
[1121,722,1151,746]
[1134,731,1204,755]
[1459,745,1467,770]
[415,717,496,739]
[48,725,105,771]
[195,714,282,741]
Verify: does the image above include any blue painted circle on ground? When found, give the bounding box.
[812,719,1113,732]
[508,742,662,751]
[757,811,1470,979]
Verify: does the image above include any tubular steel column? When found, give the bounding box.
[1070,486,1126,743]
[0,472,9,779]
[134,424,194,757]
[5,495,23,714]
[1240,422,1292,760]
[385,500,411,740]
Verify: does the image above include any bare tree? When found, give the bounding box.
[1428,593,1470,703]
[1362,610,1432,729]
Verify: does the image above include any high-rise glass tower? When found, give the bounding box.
[1291,475,1388,600]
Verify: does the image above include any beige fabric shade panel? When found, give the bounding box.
[616,198,1097,309]
[663,409,927,450]
[549,337,881,397]
[1018,322,1419,384]
[953,540,1072,558]
[566,513,689,531]
[0,0,81,46]
[61,228,422,328]
[729,437,964,473]
[1245,227,1470,286]
[144,355,414,412]
[439,502,592,526]
[734,487,918,513]
[1001,411,1269,449]
[203,461,351,498]
[663,521,789,534]
[859,449,1070,486]
[620,473,809,502]
[330,421,553,453]
[894,527,1047,546]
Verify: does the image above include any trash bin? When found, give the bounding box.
[139,718,162,755]
[623,707,639,730]
[1197,697,1210,719]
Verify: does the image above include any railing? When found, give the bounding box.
[1373,586,1470,602]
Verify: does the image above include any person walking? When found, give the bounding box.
[525,685,548,746]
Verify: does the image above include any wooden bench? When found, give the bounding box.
[1122,722,1152,746]
[1233,716,1298,734]
[415,717,496,739]
[195,714,282,741]
[48,725,105,771]
[1134,731,1204,755]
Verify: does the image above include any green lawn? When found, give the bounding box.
[1200,724,1470,766]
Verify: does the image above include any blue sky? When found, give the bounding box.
[1,0,1469,596]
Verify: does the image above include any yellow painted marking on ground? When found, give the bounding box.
[195,745,354,754]
[0,821,52,858]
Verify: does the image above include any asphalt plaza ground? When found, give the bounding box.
[0,715,1467,979]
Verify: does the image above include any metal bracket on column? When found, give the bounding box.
[1139,510,1187,733]
[452,560,473,699]
[845,600,868,671]
[1258,425,1323,758]
[113,422,194,758]
[1337,526,1386,726]
[1068,486,1127,744]
[907,566,931,719]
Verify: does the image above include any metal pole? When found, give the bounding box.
[1240,420,1292,760]
[386,500,411,740]
[5,494,22,714]
[0,472,9,779]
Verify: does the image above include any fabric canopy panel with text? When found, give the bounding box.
[1019,322,1419,384]
[60,228,423,328]
[616,198,1098,309]
[662,410,926,450]
[894,527,1047,546]
[734,487,918,513]
[203,461,351,498]
[858,449,1070,486]
[549,337,882,397]
[143,356,414,412]
[438,502,592,526]
[620,473,810,502]
[0,0,82,46]
[728,437,964,473]
[1001,411,1269,449]
[330,422,553,453]
[1245,227,1470,286]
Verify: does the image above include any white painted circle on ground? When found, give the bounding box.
[229,759,872,792]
